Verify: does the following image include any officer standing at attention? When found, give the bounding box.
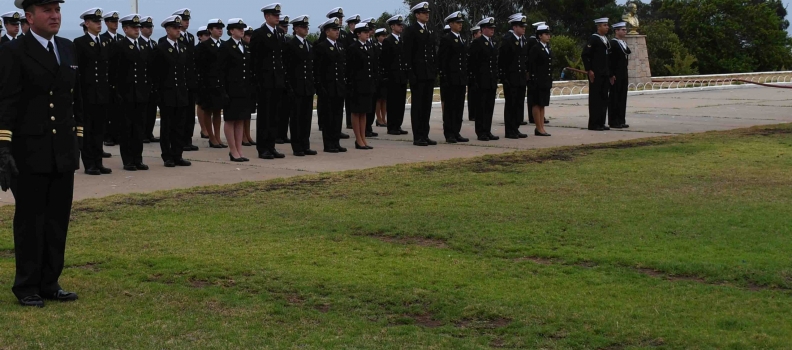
[468,17,500,141]
[196,25,208,42]
[316,7,350,139]
[499,13,529,139]
[101,10,122,147]
[526,21,547,125]
[139,16,159,143]
[314,17,348,153]
[20,14,29,35]
[466,24,480,123]
[0,0,83,307]
[75,7,112,175]
[251,3,288,159]
[170,9,199,152]
[363,18,380,139]
[153,15,191,168]
[582,18,613,131]
[527,24,553,137]
[111,14,151,171]
[195,19,227,148]
[403,2,437,147]
[342,14,360,131]
[275,14,292,145]
[438,11,469,144]
[283,15,318,157]
[0,11,21,44]
[372,27,388,130]
[380,15,409,136]
[608,22,630,129]
[219,18,253,162]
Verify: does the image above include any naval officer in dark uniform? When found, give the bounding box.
[403,2,438,147]
[499,13,529,139]
[194,19,227,148]
[466,24,481,123]
[468,17,499,141]
[74,7,112,175]
[100,11,123,147]
[153,15,191,167]
[250,3,287,159]
[139,16,160,143]
[438,11,470,144]
[1,11,21,44]
[219,18,252,162]
[527,24,553,137]
[111,14,151,171]
[581,18,613,131]
[380,15,409,136]
[608,22,630,129]
[275,14,292,145]
[283,15,318,156]
[0,0,83,307]
[315,7,350,139]
[170,9,199,151]
[314,18,348,153]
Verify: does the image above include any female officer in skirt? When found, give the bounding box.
[241,26,256,147]
[346,20,376,149]
[196,20,228,148]
[220,19,253,161]
[373,28,389,127]
[527,24,553,137]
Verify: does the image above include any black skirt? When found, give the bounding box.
[376,83,388,100]
[198,87,227,110]
[223,97,252,121]
[531,87,551,107]
[346,93,373,114]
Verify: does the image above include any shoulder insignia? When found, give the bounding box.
[587,45,592,47]
[454,39,458,43]
[169,48,173,52]
[179,36,184,41]
[360,46,364,50]
[419,30,424,34]
[90,42,95,47]
[103,42,106,46]
[330,47,334,51]
[515,42,519,46]
[267,33,272,38]
[129,45,134,49]
[299,45,303,49]
[233,45,237,49]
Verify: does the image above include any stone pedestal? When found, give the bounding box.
[624,35,651,85]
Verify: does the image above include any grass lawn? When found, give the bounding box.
[1,124,791,349]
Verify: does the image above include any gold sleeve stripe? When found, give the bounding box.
[76,126,84,131]
[0,130,12,136]
[0,137,11,142]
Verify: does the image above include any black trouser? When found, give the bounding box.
[467,85,479,121]
[345,108,352,129]
[504,84,526,135]
[10,171,74,299]
[256,87,280,154]
[475,88,496,137]
[159,105,186,161]
[105,102,120,143]
[319,94,344,150]
[588,75,610,128]
[119,102,146,166]
[182,91,196,146]
[527,90,535,123]
[81,103,107,170]
[278,90,291,140]
[410,79,434,141]
[366,93,377,133]
[608,75,628,127]
[442,84,466,139]
[145,96,158,138]
[386,81,407,133]
[290,94,314,153]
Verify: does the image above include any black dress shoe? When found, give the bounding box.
[376,122,387,127]
[520,121,528,125]
[456,135,469,143]
[426,139,438,145]
[242,142,253,147]
[241,157,250,162]
[588,126,605,131]
[545,119,550,124]
[190,145,199,151]
[324,148,339,153]
[200,132,209,139]
[413,140,428,146]
[505,134,519,139]
[339,132,350,139]
[337,146,347,152]
[85,167,101,175]
[602,126,611,131]
[150,136,160,142]
[535,129,551,137]
[275,139,285,144]
[164,160,176,167]
[305,149,318,155]
[621,124,630,128]
[445,138,457,144]
[259,151,275,159]
[135,163,149,170]
[229,153,245,162]
[143,139,150,144]
[355,142,369,150]
[488,133,500,140]
[102,152,112,158]
[183,146,193,151]
[99,166,113,174]
[270,149,286,158]
[400,129,409,135]
[477,136,490,141]
[283,138,291,143]
[249,140,257,145]
[468,118,476,122]
[123,164,137,171]
[42,290,78,302]
[209,141,224,148]
[175,158,191,166]
[104,141,116,146]
[19,295,44,307]
[366,132,379,137]
[387,130,402,135]
[220,143,229,148]
[517,132,528,138]
[293,151,306,156]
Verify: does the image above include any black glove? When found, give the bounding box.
[0,147,18,192]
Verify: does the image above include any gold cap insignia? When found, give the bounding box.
[183,10,190,16]
[95,9,102,16]
[147,18,153,23]
[13,12,20,19]
[133,16,140,23]
[112,13,119,18]
[334,18,340,25]
[218,19,223,24]
[398,16,403,21]
[423,3,429,8]
[489,18,494,23]
[338,8,343,14]
[175,17,181,23]
[284,16,289,22]
[275,4,281,11]
[522,17,527,23]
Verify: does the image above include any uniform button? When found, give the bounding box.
[51,116,55,121]
[52,129,57,134]
[50,91,53,96]
[49,103,54,108]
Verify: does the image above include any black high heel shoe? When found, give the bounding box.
[534,129,551,137]
[229,153,245,162]
[376,122,387,127]
[209,141,224,148]
[355,142,369,150]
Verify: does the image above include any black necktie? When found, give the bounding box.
[174,43,179,52]
[333,42,339,51]
[519,38,524,47]
[135,41,140,51]
[47,41,59,67]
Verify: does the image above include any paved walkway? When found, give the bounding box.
[0,86,789,205]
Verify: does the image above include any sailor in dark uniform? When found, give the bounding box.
[468,17,499,141]
[111,14,151,171]
[219,18,253,162]
[362,18,380,138]
[527,24,553,137]
[195,19,227,148]
[341,14,361,131]
[242,25,256,147]
[275,14,292,145]
[139,16,159,143]
[345,19,376,150]
[608,22,630,129]
[526,21,547,125]
[1,11,21,44]
[314,17,348,153]
[20,14,29,35]
[74,7,112,175]
[195,25,209,42]
[466,24,480,122]
[152,15,191,167]
[372,27,389,129]
[380,15,409,136]
[101,11,123,147]
[403,2,438,146]
[499,13,529,139]
[438,11,470,144]
[315,7,350,139]
[283,15,317,156]
[581,18,613,131]
[0,0,84,307]
[170,8,199,151]
[250,3,287,159]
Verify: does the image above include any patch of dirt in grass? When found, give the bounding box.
[454,317,512,330]
[285,294,305,305]
[633,267,789,292]
[314,304,331,313]
[71,205,110,214]
[189,278,211,288]
[513,256,555,265]
[368,233,448,249]
[0,249,13,259]
[743,127,792,136]
[490,337,506,348]
[411,313,445,328]
[67,262,101,272]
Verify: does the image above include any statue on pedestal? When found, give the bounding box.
[622,2,640,35]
